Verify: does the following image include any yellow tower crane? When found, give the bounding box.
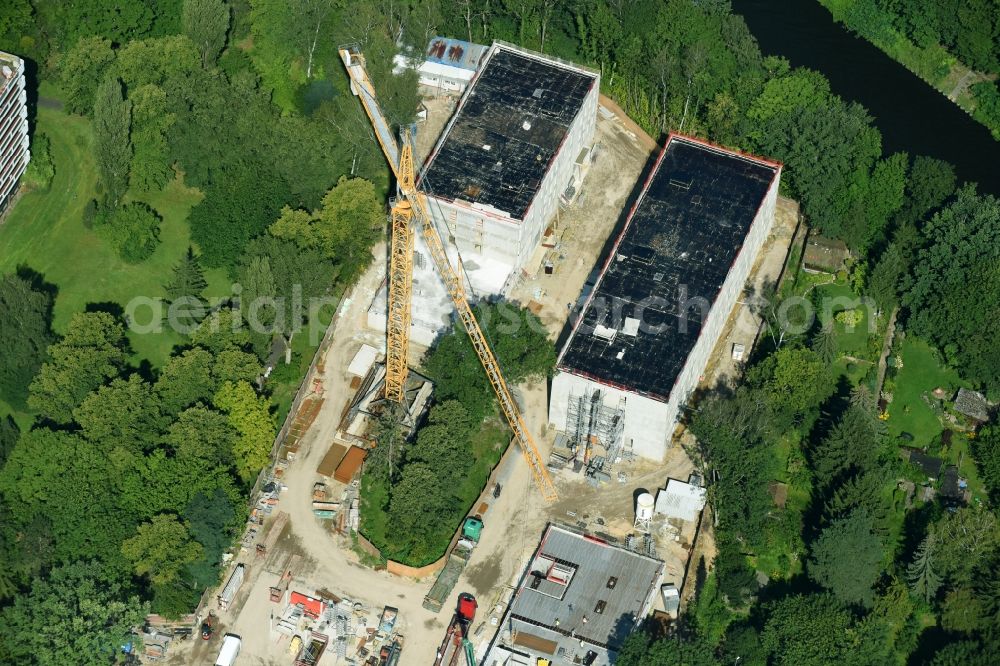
[339,46,558,502]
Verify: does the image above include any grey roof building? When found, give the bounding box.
[483,524,664,666]
[954,388,989,423]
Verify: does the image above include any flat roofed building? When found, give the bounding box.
[549,135,781,461]
[483,524,664,666]
[0,51,29,213]
[418,41,599,295]
[370,41,599,345]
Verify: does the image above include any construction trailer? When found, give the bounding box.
[368,40,600,345]
[393,36,489,94]
[549,135,781,462]
[216,564,245,611]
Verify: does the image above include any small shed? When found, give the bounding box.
[953,388,989,423]
[939,465,963,505]
[660,584,680,616]
[654,479,707,522]
[803,234,850,274]
[334,445,367,484]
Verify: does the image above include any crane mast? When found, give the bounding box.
[339,46,558,501]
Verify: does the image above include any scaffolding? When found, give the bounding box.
[565,389,626,471]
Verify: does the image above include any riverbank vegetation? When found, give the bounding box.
[621,178,1000,665]
[818,0,1000,139]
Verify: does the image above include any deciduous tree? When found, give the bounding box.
[122,514,203,586]
[0,561,147,666]
[28,312,128,423]
[92,75,133,208]
[98,201,161,263]
[74,374,164,453]
[129,83,175,191]
[182,0,230,66]
[0,272,55,409]
[155,348,215,416]
[213,380,275,481]
[59,36,116,116]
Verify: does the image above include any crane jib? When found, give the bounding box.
[338,46,558,502]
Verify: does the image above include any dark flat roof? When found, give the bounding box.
[557,136,779,400]
[420,45,596,220]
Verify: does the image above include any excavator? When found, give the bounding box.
[339,46,557,502]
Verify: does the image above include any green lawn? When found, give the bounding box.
[814,281,874,358]
[0,106,230,369]
[886,337,964,447]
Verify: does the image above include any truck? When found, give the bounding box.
[423,518,483,612]
[379,639,403,666]
[433,593,478,666]
[214,634,241,666]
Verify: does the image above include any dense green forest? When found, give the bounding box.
[819,0,1000,137]
[0,0,998,663]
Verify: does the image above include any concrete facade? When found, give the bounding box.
[0,52,29,213]
[420,41,599,295]
[549,137,781,462]
[368,42,599,345]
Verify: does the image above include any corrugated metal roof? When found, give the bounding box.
[334,445,367,483]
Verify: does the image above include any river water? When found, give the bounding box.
[732,0,1000,195]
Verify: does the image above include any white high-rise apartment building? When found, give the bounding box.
[0,51,30,213]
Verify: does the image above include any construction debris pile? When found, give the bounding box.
[271,586,404,666]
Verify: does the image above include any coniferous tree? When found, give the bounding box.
[907,534,941,604]
[811,322,838,364]
[164,247,208,302]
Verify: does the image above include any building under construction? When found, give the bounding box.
[549,135,781,462]
[369,41,599,345]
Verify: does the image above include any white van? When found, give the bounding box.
[215,633,241,666]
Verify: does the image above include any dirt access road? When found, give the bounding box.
[224,243,455,666]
